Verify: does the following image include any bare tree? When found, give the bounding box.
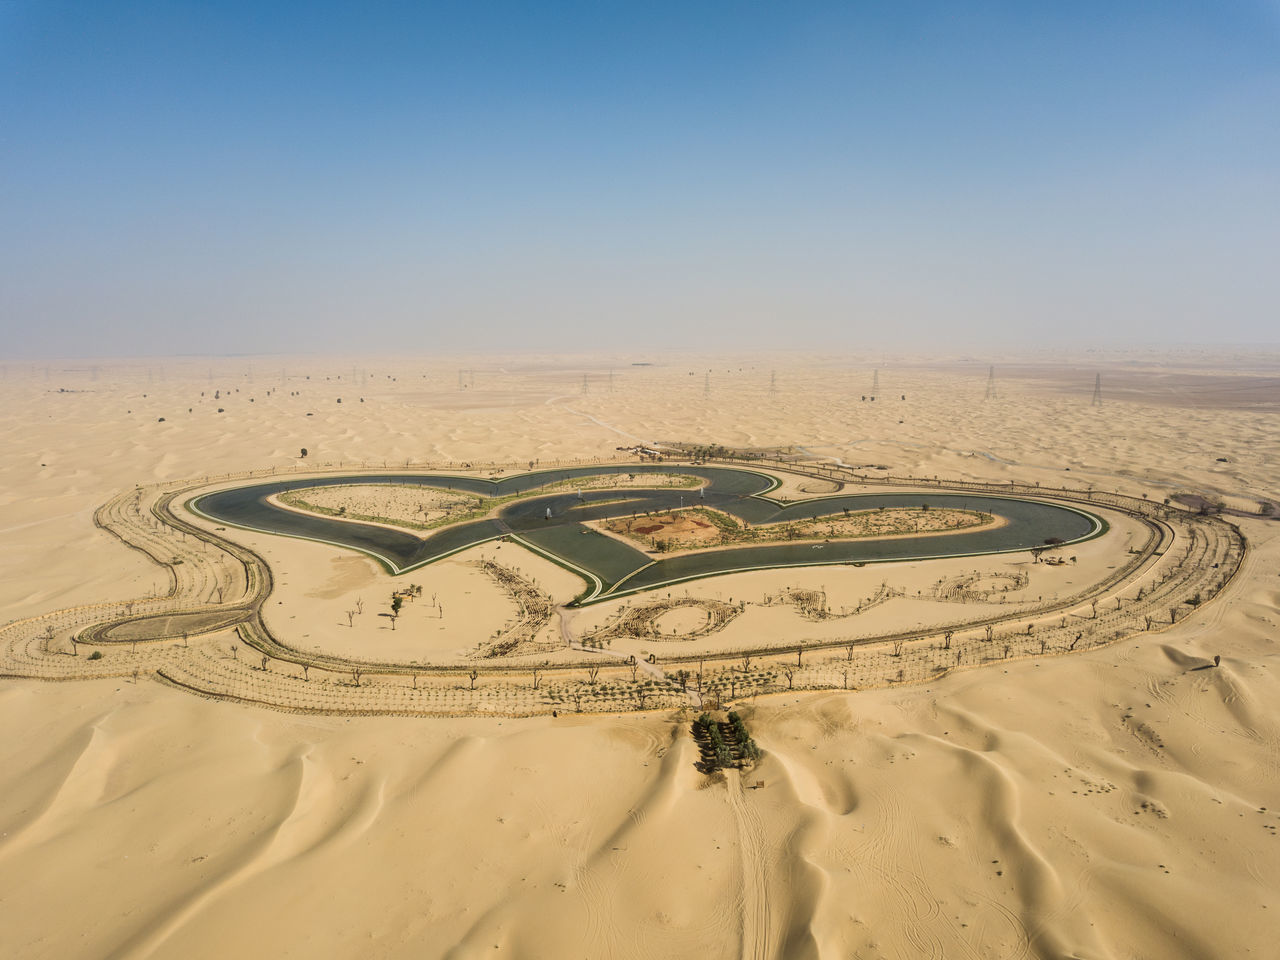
[302,664,309,681]
[355,597,363,615]
[587,664,599,684]
[260,656,268,671]
[892,639,903,657]
[532,666,543,691]
[352,667,362,686]
[347,610,356,627]
[783,666,795,690]
[943,631,953,651]
[469,669,478,690]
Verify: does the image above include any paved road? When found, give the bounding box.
[190,465,1102,604]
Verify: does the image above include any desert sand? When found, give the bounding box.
[1,352,1278,959]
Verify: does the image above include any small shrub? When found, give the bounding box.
[88,650,104,660]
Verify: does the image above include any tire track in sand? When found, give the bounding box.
[725,768,772,960]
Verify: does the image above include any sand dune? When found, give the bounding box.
[1,352,1278,958]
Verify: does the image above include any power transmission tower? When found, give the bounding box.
[458,370,465,390]
[984,365,996,400]
[704,371,710,398]
[871,369,879,398]
[469,369,475,388]
[1091,373,1102,406]
[582,373,589,394]
[609,369,615,393]
[770,369,777,394]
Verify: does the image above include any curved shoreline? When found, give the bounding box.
[189,466,1104,602]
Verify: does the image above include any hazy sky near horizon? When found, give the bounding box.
[2,1,1278,358]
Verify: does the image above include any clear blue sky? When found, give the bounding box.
[2,1,1277,357]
